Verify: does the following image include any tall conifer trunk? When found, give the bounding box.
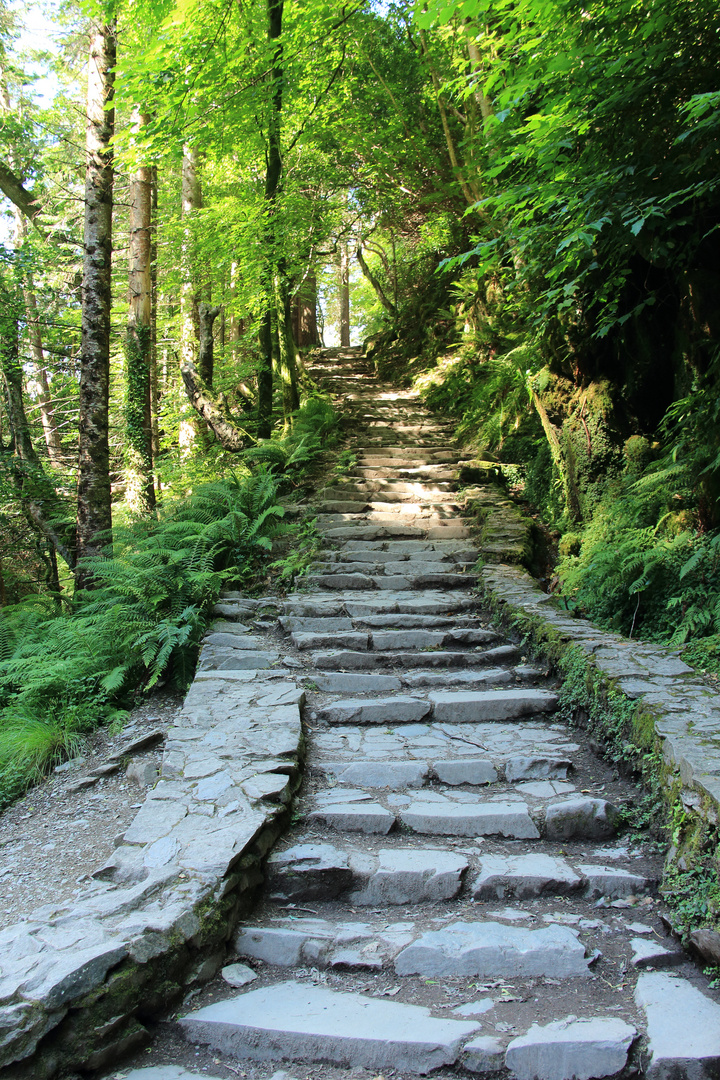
[76,20,115,586]
[125,111,155,514]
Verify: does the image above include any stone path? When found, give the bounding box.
[119,349,720,1080]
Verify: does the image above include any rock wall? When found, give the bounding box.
[476,488,720,875]
[0,596,304,1078]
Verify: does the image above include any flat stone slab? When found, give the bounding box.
[321,761,430,788]
[472,854,582,900]
[318,696,432,725]
[505,1017,636,1080]
[635,972,720,1078]
[428,689,559,722]
[350,848,468,905]
[394,921,589,978]
[307,803,395,834]
[631,938,683,969]
[577,864,652,899]
[401,800,540,838]
[433,759,498,785]
[179,980,480,1074]
[124,1071,226,1080]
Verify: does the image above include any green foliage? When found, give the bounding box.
[269,516,321,588]
[241,398,338,477]
[0,469,286,807]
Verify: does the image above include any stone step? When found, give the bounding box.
[179,980,480,1074]
[394,920,591,978]
[399,799,541,838]
[323,550,477,566]
[311,666,526,693]
[312,644,521,670]
[279,612,487,631]
[282,590,478,617]
[505,1018,636,1080]
[316,688,558,724]
[322,523,473,540]
[265,840,650,906]
[304,572,475,591]
[321,481,458,497]
[312,558,475,576]
[635,972,720,1078]
[292,627,496,651]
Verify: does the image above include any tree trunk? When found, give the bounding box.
[180,145,202,370]
[356,245,397,316]
[150,165,160,471]
[76,20,115,587]
[125,112,155,515]
[13,213,63,464]
[292,270,320,346]
[339,242,350,346]
[0,292,75,571]
[257,0,284,440]
[275,272,300,416]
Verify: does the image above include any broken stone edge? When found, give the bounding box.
[0,659,304,1079]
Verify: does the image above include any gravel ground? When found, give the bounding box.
[0,689,183,929]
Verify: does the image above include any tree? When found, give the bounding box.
[76,17,116,584]
[125,111,155,514]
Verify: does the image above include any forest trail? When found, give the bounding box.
[121,348,720,1080]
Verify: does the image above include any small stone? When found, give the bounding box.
[464,1035,506,1073]
[689,927,720,966]
[126,761,158,787]
[221,963,257,987]
[66,775,99,793]
[109,729,164,761]
[544,799,619,840]
[505,755,572,782]
[453,998,496,1017]
[631,937,683,969]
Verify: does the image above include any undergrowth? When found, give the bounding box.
[0,398,338,808]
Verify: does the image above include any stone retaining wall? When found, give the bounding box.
[0,598,304,1078]
[474,487,720,871]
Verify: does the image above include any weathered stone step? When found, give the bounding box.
[316,751,571,789]
[279,611,486,631]
[311,665,531,693]
[323,549,477,566]
[321,481,458,497]
[264,842,651,906]
[505,1018,636,1080]
[322,523,472,540]
[179,980,480,1074]
[312,644,520,669]
[304,570,474,591]
[282,589,478,617]
[635,971,720,1078]
[394,920,591,978]
[312,558,476,576]
[316,688,558,724]
[292,626,496,651]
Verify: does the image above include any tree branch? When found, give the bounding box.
[180,358,250,451]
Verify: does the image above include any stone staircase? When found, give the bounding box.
[121,348,720,1080]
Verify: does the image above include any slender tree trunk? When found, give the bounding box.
[76,21,115,587]
[356,245,397,315]
[0,292,75,572]
[125,112,155,515]
[150,165,160,471]
[275,270,300,416]
[339,241,350,346]
[13,212,64,464]
[257,0,284,439]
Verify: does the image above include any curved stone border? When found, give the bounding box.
[0,604,304,1078]
[473,488,720,867]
